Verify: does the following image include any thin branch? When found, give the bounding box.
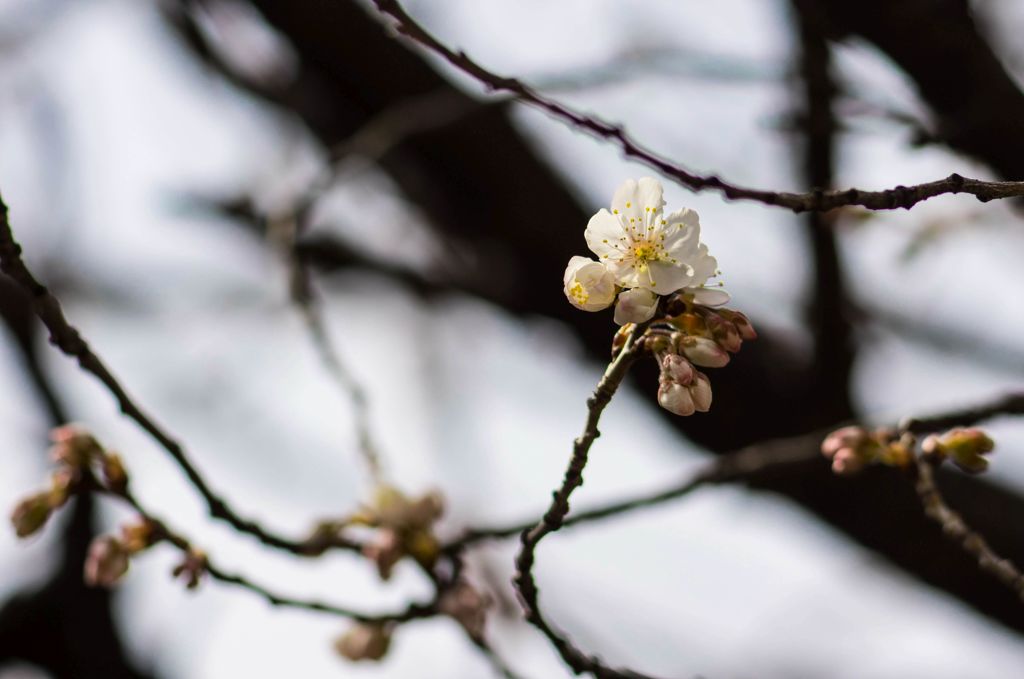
[901,393,1024,435]
[512,320,663,679]
[105,478,435,623]
[0,194,357,556]
[271,213,386,482]
[370,0,1024,214]
[910,455,1024,601]
[447,438,817,551]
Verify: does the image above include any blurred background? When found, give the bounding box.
[1,0,1024,677]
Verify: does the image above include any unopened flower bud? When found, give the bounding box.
[660,354,694,386]
[821,426,868,459]
[49,424,101,468]
[923,428,996,474]
[678,336,730,368]
[334,623,391,662]
[669,312,709,337]
[720,309,757,341]
[613,288,658,325]
[406,529,440,570]
[406,491,445,529]
[84,536,130,587]
[439,581,492,640]
[658,382,696,416]
[831,448,865,475]
[701,312,742,353]
[101,453,128,493]
[10,493,53,538]
[689,371,713,412]
[121,519,157,554]
[48,467,78,508]
[363,527,404,580]
[172,549,208,589]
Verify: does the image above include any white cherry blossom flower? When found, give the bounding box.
[584,178,721,297]
[613,288,658,325]
[562,256,617,311]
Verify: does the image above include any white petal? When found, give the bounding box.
[610,179,644,226]
[690,287,731,307]
[613,288,658,325]
[644,260,695,295]
[563,255,594,286]
[609,261,642,289]
[689,246,718,285]
[636,177,665,225]
[662,218,700,259]
[584,209,626,262]
[664,206,700,231]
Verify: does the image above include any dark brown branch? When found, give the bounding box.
[512,321,663,679]
[0,194,357,556]
[911,455,1024,601]
[370,0,1024,214]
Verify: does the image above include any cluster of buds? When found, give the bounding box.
[334,622,392,662]
[438,580,492,640]
[627,296,755,418]
[820,426,913,475]
[922,428,996,474]
[345,485,444,581]
[9,425,106,538]
[172,548,209,589]
[84,517,159,588]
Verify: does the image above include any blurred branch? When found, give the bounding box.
[792,0,854,423]
[271,213,385,481]
[370,0,1024,214]
[911,454,1024,601]
[0,193,359,557]
[97,475,437,624]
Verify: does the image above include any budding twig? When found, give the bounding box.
[370,0,1024,214]
[910,455,1024,601]
[0,194,357,556]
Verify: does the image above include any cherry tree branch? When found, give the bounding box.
[0,194,358,556]
[369,0,1024,214]
[511,320,665,679]
[909,455,1024,602]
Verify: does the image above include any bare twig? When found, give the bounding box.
[101,477,435,623]
[0,194,357,556]
[447,438,817,551]
[512,320,664,679]
[901,393,1024,434]
[910,455,1024,601]
[370,0,1024,214]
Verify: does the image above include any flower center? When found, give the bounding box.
[629,238,668,271]
[568,281,589,305]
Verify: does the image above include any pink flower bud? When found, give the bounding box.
[719,309,757,340]
[10,492,52,538]
[658,382,696,416]
[821,426,868,458]
[613,288,658,325]
[362,527,404,581]
[831,448,865,475]
[678,337,730,368]
[689,372,713,412]
[84,536,130,587]
[439,581,492,640]
[660,354,695,386]
[334,623,391,662]
[49,424,100,468]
